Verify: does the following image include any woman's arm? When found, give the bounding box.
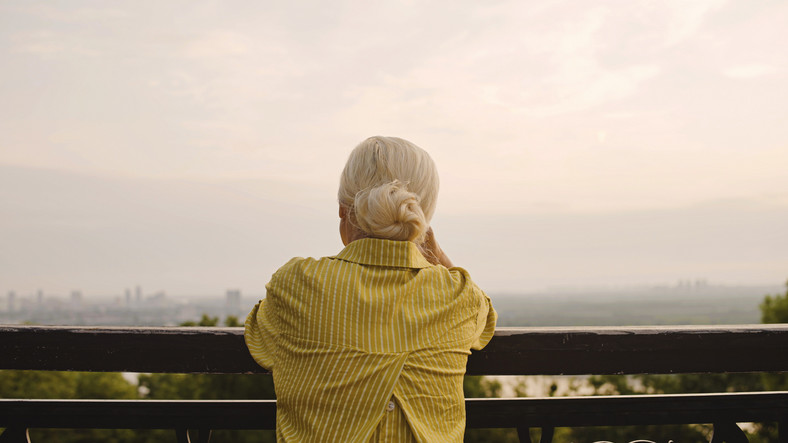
[244,298,278,370]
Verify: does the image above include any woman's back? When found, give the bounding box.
[245,238,495,442]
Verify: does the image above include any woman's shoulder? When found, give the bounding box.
[266,257,318,297]
[443,265,476,287]
[272,256,316,277]
[426,265,488,301]
[270,254,343,282]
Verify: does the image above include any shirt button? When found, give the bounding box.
[386,401,395,412]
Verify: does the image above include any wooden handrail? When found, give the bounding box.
[2,392,788,429]
[3,325,788,442]
[1,324,788,375]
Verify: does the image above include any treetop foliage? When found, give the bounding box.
[760,280,788,324]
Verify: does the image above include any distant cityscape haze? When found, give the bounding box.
[2,282,783,327]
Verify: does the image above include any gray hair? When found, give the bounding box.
[338,136,439,243]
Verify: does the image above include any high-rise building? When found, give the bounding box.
[135,285,142,305]
[125,288,131,307]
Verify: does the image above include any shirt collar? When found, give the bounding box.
[333,238,433,269]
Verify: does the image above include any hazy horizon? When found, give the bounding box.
[2,162,786,296]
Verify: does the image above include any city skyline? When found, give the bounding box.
[4,278,785,303]
[3,281,781,328]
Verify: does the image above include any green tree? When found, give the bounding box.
[761,280,788,324]
[0,370,139,442]
[179,314,219,327]
[225,315,242,327]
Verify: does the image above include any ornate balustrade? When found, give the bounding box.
[1,325,788,442]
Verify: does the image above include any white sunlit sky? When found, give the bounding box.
[1,0,787,299]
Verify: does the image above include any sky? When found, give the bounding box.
[1,0,787,298]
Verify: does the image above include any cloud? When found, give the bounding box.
[182,30,251,59]
[16,4,131,23]
[9,30,103,57]
[660,0,728,47]
[723,64,779,79]
[2,0,787,208]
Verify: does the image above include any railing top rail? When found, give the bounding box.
[2,324,787,375]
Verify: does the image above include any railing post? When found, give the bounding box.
[710,422,748,443]
[175,428,212,443]
[0,428,30,443]
[516,425,532,443]
[515,426,553,443]
[176,428,188,443]
[539,426,554,443]
[195,429,211,443]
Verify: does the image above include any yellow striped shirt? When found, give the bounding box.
[244,238,497,442]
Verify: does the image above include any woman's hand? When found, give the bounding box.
[419,227,454,268]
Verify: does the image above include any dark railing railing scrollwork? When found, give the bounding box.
[1,325,788,442]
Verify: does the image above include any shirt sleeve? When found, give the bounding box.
[244,296,278,370]
[470,288,497,350]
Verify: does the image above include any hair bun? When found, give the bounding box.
[353,180,428,243]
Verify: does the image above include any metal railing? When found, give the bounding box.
[2,325,788,442]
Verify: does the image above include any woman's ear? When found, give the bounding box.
[339,205,348,219]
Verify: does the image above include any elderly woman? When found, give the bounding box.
[245,136,497,442]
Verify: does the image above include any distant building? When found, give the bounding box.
[125,288,131,307]
[226,289,242,317]
[70,291,83,307]
[37,290,44,305]
[135,285,142,305]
